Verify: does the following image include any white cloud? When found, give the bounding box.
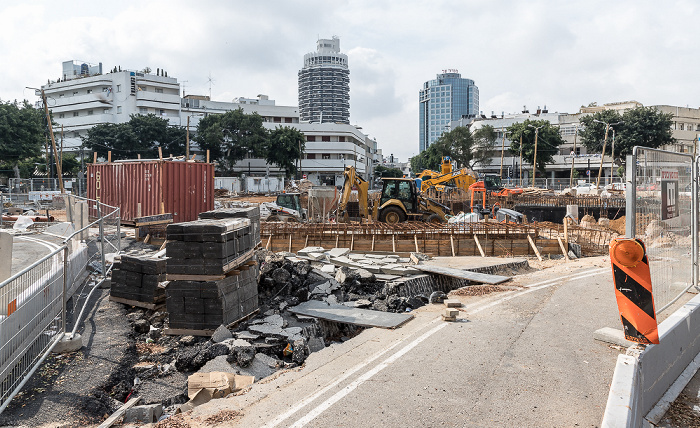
[1,0,699,161]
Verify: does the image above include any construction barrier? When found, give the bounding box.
[610,238,658,344]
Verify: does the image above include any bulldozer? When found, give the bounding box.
[337,166,450,225]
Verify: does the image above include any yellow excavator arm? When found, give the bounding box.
[338,166,370,221]
[420,167,478,193]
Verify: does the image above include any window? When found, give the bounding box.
[307,154,316,159]
[155,88,163,93]
[87,110,93,115]
[322,153,331,159]
[273,117,281,123]
[680,123,684,130]
[87,89,93,94]
[307,136,316,142]
[322,136,331,142]
[104,108,110,114]
[73,91,78,96]
[59,113,65,118]
[158,109,165,116]
[285,118,292,123]
[73,112,79,117]
[117,106,122,114]
[116,85,121,92]
[339,136,345,142]
[102,87,109,92]
[139,107,148,114]
[59,94,64,98]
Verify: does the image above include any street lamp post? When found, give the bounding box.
[569,125,580,188]
[527,124,545,187]
[592,119,623,190]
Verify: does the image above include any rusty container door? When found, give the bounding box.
[87,161,163,223]
[161,161,214,223]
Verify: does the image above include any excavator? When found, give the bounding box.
[469,174,525,222]
[418,157,477,196]
[337,166,450,224]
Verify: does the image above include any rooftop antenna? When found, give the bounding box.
[181,80,188,97]
[207,73,215,100]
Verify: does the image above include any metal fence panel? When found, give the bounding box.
[0,247,66,407]
[628,147,695,315]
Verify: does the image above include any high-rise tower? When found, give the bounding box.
[419,70,479,152]
[298,36,350,124]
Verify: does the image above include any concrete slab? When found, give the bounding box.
[298,246,325,256]
[414,264,511,285]
[328,248,351,258]
[320,264,336,274]
[593,327,634,347]
[307,252,326,261]
[288,300,414,329]
[423,256,528,273]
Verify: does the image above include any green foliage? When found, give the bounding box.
[411,125,496,173]
[579,107,675,163]
[196,108,268,174]
[507,119,565,176]
[266,126,306,178]
[0,100,44,177]
[81,114,186,160]
[375,165,404,178]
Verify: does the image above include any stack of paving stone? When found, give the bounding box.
[165,218,254,275]
[198,206,261,247]
[110,253,167,306]
[165,218,259,331]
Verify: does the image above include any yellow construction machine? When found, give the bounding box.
[419,156,478,195]
[337,166,450,224]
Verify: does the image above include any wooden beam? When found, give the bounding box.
[266,234,272,250]
[450,235,456,257]
[206,149,210,163]
[474,235,485,257]
[93,152,97,163]
[557,237,570,261]
[158,147,163,160]
[107,151,112,163]
[371,235,375,251]
[392,234,396,252]
[97,397,141,428]
[527,234,543,261]
[414,235,419,253]
[288,234,292,252]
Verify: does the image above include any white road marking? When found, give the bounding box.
[289,321,448,428]
[270,266,610,427]
[16,235,61,251]
[260,318,441,428]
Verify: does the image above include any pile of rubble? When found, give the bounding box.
[257,247,437,315]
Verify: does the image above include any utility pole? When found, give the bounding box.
[610,129,616,184]
[593,119,622,190]
[41,89,65,193]
[186,115,190,159]
[499,127,506,178]
[519,135,523,187]
[528,124,545,187]
[569,125,579,188]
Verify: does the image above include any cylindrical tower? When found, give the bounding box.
[298,36,350,124]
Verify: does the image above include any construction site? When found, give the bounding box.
[4,152,693,428]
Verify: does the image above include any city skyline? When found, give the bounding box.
[0,1,698,162]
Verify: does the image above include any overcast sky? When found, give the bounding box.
[1,1,697,161]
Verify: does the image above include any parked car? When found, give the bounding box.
[604,183,626,192]
[571,182,597,195]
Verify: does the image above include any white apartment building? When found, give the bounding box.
[40,60,180,150]
[453,101,700,186]
[39,61,382,185]
[182,95,379,186]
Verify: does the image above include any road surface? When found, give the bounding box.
[195,257,624,427]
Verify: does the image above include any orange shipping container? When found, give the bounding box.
[87,160,214,223]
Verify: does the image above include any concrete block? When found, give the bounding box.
[307,252,326,261]
[348,254,366,260]
[320,264,336,274]
[442,308,459,321]
[52,333,83,353]
[211,325,234,343]
[124,404,163,424]
[328,248,351,258]
[444,299,462,308]
[0,231,12,283]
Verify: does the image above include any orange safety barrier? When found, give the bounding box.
[609,238,659,344]
[7,299,16,316]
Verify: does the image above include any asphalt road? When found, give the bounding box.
[194,257,624,427]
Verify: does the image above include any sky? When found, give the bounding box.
[1,0,698,162]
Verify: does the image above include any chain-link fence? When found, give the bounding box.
[627,147,695,315]
[0,195,120,414]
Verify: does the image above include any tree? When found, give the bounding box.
[410,125,496,173]
[266,126,305,178]
[579,107,675,164]
[196,108,268,174]
[0,100,44,178]
[507,119,564,176]
[374,165,404,178]
[82,114,185,160]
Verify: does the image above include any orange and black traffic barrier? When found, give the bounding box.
[609,238,659,344]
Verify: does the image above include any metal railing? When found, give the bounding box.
[0,196,119,414]
[626,147,696,315]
